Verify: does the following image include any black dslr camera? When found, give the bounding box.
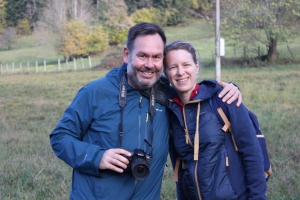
[123,148,152,180]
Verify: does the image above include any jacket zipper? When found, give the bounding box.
[182,101,202,199]
[225,153,236,192]
[194,161,202,200]
[138,96,142,148]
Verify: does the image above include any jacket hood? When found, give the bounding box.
[194,79,222,101]
[105,63,127,88]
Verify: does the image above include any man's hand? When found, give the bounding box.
[99,148,132,173]
[218,81,242,107]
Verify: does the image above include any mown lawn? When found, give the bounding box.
[0,63,299,199]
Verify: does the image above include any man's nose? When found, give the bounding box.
[145,57,154,68]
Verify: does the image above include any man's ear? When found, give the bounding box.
[123,47,129,63]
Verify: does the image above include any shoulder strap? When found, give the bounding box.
[210,94,238,151]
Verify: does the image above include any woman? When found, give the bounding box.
[164,41,267,200]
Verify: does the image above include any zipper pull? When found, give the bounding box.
[226,156,229,167]
[139,96,142,108]
[185,129,188,144]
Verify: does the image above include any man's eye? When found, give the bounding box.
[154,56,162,61]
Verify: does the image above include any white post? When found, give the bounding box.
[74,58,76,70]
[66,58,69,69]
[20,63,22,72]
[27,61,29,71]
[88,56,92,68]
[58,59,61,71]
[13,62,15,73]
[6,63,8,72]
[81,57,84,68]
[36,61,38,72]
[215,0,221,81]
[44,60,46,72]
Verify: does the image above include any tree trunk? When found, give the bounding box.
[267,37,277,60]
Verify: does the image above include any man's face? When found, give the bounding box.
[123,34,164,91]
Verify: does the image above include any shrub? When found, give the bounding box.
[86,25,109,55]
[98,50,124,70]
[130,7,163,25]
[17,19,31,36]
[60,21,109,59]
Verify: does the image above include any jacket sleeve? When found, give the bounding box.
[169,129,189,200]
[226,100,267,199]
[50,86,104,177]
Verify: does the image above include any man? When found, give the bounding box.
[50,22,241,199]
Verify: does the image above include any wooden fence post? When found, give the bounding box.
[81,57,84,68]
[66,58,69,69]
[73,58,76,70]
[58,59,61,71]
[89,56,92,68]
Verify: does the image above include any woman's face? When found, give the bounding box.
[165,49,199,96]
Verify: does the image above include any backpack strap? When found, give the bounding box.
[217,107,238,151]
[210,94,239,151]
[173,157,186,182]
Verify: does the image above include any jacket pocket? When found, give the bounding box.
[205,149,237,200]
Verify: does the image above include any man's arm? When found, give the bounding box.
[218,81,242,106]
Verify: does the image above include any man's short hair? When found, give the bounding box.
[126,23,166,53]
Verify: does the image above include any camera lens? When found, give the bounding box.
[131,158,149,180]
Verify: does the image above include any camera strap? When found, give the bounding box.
[118,73,155,155]
[119,74,127,148]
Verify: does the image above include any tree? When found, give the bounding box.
[0,0,6,32]
[97,0,133,45]
[86,25,109,55]
[124,0,153,14]
[60,20,88,59]
[221,0,300,61]
[42,0,94,32]
[130,7,164,25]
[60,20,109,59]
[0,27,17,50]
[153,0,192,25]
[5,0,28,27]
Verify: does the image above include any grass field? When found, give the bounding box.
[0,64,299,199]
[0,18,300,199]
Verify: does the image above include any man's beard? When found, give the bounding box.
[127,65,161,91]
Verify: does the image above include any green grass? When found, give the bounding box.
[0,64,300,199]
[0,18,300,199]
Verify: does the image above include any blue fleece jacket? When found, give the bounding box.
[50,63,170,199]
[168,80,267,200]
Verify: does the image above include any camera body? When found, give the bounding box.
[123,148,152,180]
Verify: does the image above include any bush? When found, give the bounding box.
[86,25,109,55]
[130,7,164,25]
[109,28,128,45]
[60,21,109,59]
[17,19,31,36]
[98,50,124,70]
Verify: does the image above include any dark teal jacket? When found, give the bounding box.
[50,63,170,199]
[168,80,267,200]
